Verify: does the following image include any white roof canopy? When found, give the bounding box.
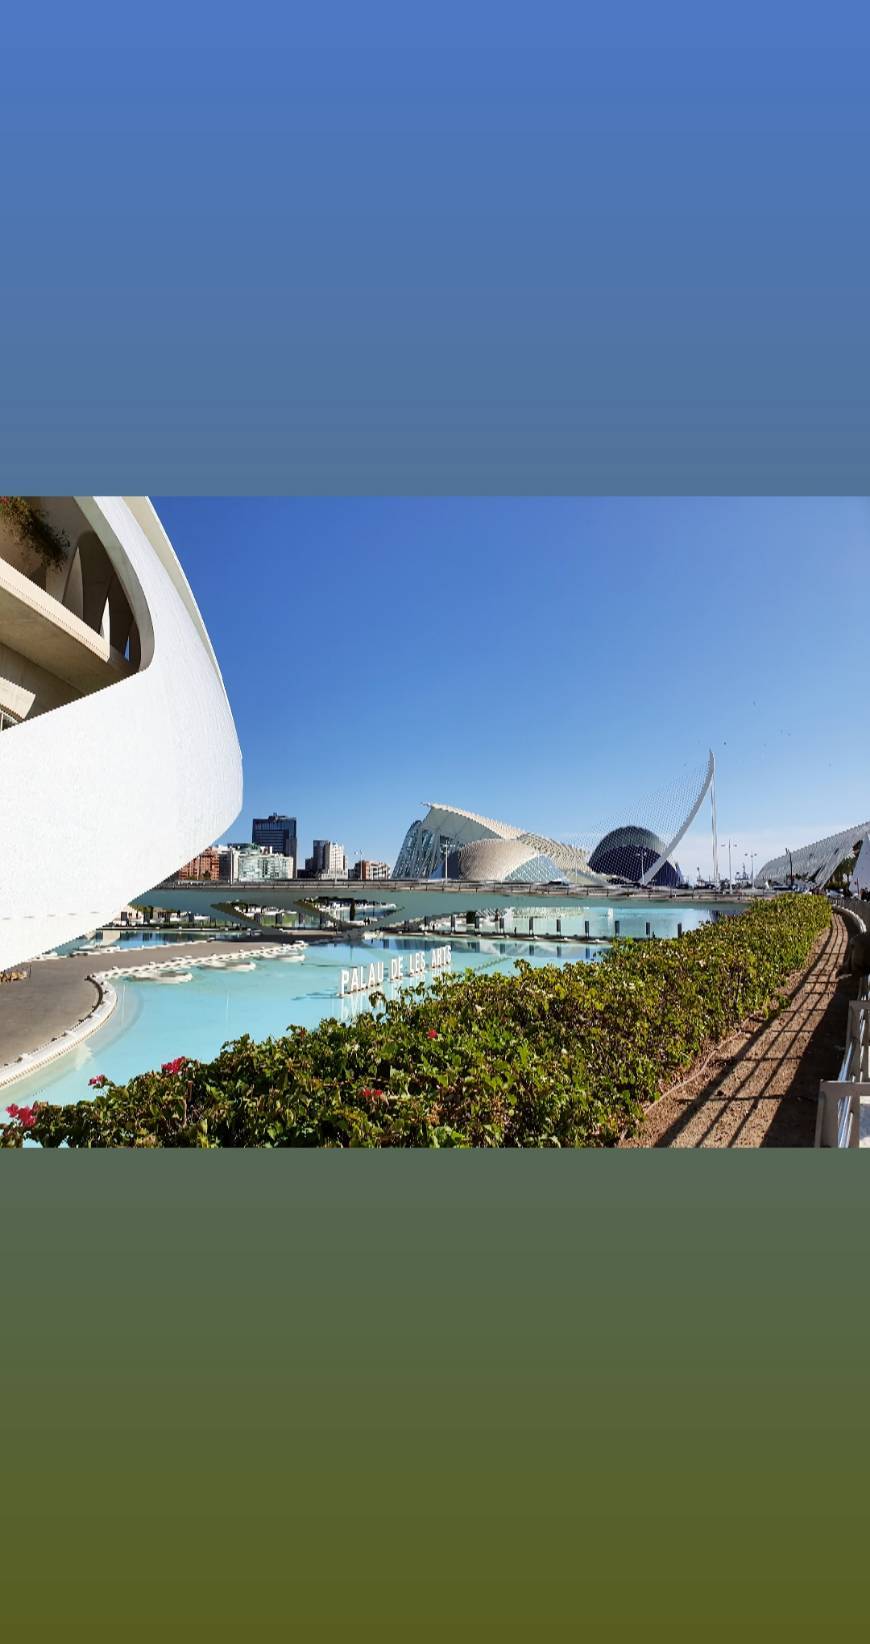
[850,834,870,895]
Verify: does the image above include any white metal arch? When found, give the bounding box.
[639,750,716,888]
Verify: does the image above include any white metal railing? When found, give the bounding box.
[816,973,870,1147]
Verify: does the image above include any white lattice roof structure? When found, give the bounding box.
[393,802,598,884]
[424,803,524,841]
[757,822,870,885]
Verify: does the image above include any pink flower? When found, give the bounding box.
[5,1101,41,1123]
[427,1029,438,1040]
[161,1057,188,1075]
[89,1074,109,1088]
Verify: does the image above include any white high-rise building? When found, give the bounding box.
[261,852,294,880]
[236,845,294,882]
[310,839,347,878]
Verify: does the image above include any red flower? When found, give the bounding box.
[161,1057,188,1075]
[427,1029,438,1040]
[5,1101,41,1123]
[89,1074,109,1088]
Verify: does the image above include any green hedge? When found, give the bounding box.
[1,894,831,1149]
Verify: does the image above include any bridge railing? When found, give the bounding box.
[154,876,757,901]
[816,972,870,1148]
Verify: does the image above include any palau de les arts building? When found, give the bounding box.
[0,497,242,970]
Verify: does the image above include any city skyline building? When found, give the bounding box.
[220,847,240,881]
[175,846,225,881]
[307,839,347,878]
[237,844,294,882]
[253,812,297,863]
[261,852,294,879]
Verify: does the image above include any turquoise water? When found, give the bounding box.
[53,931,234,956]
[8,906,720,1110]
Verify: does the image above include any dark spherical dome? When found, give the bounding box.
[588,825,681,888]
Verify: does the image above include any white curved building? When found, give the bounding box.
[391,763,717,891]
[0,497,242,968]
[757,823,870,887]
[393,802,605,885]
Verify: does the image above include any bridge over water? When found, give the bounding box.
[139,877,755,930]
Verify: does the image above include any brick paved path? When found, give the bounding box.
[625,915,859,1148]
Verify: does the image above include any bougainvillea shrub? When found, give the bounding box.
[1,895,831,1149]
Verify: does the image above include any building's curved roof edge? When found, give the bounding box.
[424,802,524,840]
[117,498,225,689]
[758,819,870,880]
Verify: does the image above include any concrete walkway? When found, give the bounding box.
[625,915,859,1147]
[0,934,320,1072]
[0,964,100,1068]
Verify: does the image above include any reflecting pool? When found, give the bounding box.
[11,905,723,1109]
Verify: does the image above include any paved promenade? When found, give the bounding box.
[0,935,319,1072]
[626,913,858,1148]
[0,962,100,1069]
[836,894,869,928]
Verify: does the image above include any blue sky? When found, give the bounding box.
[154,497,869,879]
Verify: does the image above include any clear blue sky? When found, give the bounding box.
[154,497,869,878]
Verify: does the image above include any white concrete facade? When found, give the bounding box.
[758,823,870,887]
[0,498,242,968]
[392,802,602,885]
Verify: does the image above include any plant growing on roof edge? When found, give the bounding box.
[0,496,69,572]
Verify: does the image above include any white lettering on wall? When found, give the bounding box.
[339,945,451,997]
